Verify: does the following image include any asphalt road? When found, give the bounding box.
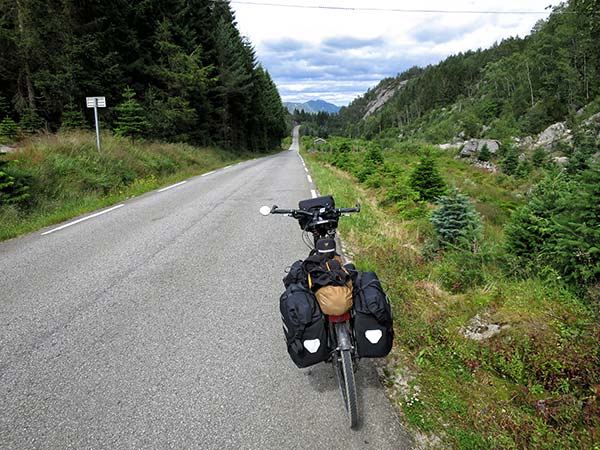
[0,128,414,449]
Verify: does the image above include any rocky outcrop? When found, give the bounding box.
[363,79,408,119]
[535,122,572,151]
[459,139,500,158]
[583,111,600,127]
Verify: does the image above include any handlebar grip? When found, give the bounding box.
[271,207,293,214]
[337,203,361,213]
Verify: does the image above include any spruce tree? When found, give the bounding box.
[408,156,446,201]
[60,105,87,131]
[478,144,491,162]
[0,160,29,205]
[19,108,43,134]
[430,189,482,247]
[0,117,18,141]
[113,88,148,141]
[553,164,600,284]
[501,148,519,175]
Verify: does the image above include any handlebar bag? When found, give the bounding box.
[297,195,336,230]
[352,271,394,358]
[298,195,335,212]
[280,283,330,368]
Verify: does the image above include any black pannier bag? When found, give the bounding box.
[352,272,394,358]
[282,260,306,289]
[280,283,330,368]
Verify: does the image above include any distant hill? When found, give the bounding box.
[284,100,340,114]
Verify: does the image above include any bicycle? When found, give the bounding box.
[260,195,361,428]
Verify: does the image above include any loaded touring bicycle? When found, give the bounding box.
[260,195,394,428]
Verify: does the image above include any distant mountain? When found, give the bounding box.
[284,100,340,114]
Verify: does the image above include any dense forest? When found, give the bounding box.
[301,0,600,143]
[0,0,288,152]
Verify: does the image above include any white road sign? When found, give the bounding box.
[86,97,106,108]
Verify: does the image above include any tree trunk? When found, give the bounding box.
[526,61,535,107]
[15,0,36,110]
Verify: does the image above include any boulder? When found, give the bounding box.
[472,161,498,173]
[437,143,460,150]
[536,122,571,151]
[553,156,569,167]
[459,139,500,158]
[0,146,16,154]
[517,136,535,150]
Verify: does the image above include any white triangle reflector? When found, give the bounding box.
[365,329,383,344]
[303,339,321,354]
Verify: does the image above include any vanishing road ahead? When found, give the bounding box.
[1,128,413,449]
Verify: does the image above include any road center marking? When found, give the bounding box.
[42,204,125,235]
[158,181,187,192]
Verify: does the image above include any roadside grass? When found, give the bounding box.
[303,142,599,449]
[0,130,280,241]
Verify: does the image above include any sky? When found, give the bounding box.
[229,0,554,106]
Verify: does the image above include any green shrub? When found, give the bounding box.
[365,144,384,166]
[532,147,547,168]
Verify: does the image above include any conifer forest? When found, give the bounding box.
[0,0,288,152]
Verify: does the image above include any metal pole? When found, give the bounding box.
[94,98,101,151]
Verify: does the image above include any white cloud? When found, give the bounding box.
[231,0,553,105]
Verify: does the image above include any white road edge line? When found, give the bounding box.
[307,175,313,183]
[158,180,187,192]
[42,204,125,236]
[311,189,318,198]
[201,170,216,177]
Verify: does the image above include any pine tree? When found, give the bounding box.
[408,156,446,201]
[113,88,148,141]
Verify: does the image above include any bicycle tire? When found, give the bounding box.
[336,349,359,428]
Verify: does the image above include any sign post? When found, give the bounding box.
[86,96,106,151]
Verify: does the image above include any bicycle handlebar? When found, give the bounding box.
[269,203,360,216]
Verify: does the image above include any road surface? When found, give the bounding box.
[0,128,414,449]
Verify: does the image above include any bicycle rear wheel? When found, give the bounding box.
[335,348,358,428]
